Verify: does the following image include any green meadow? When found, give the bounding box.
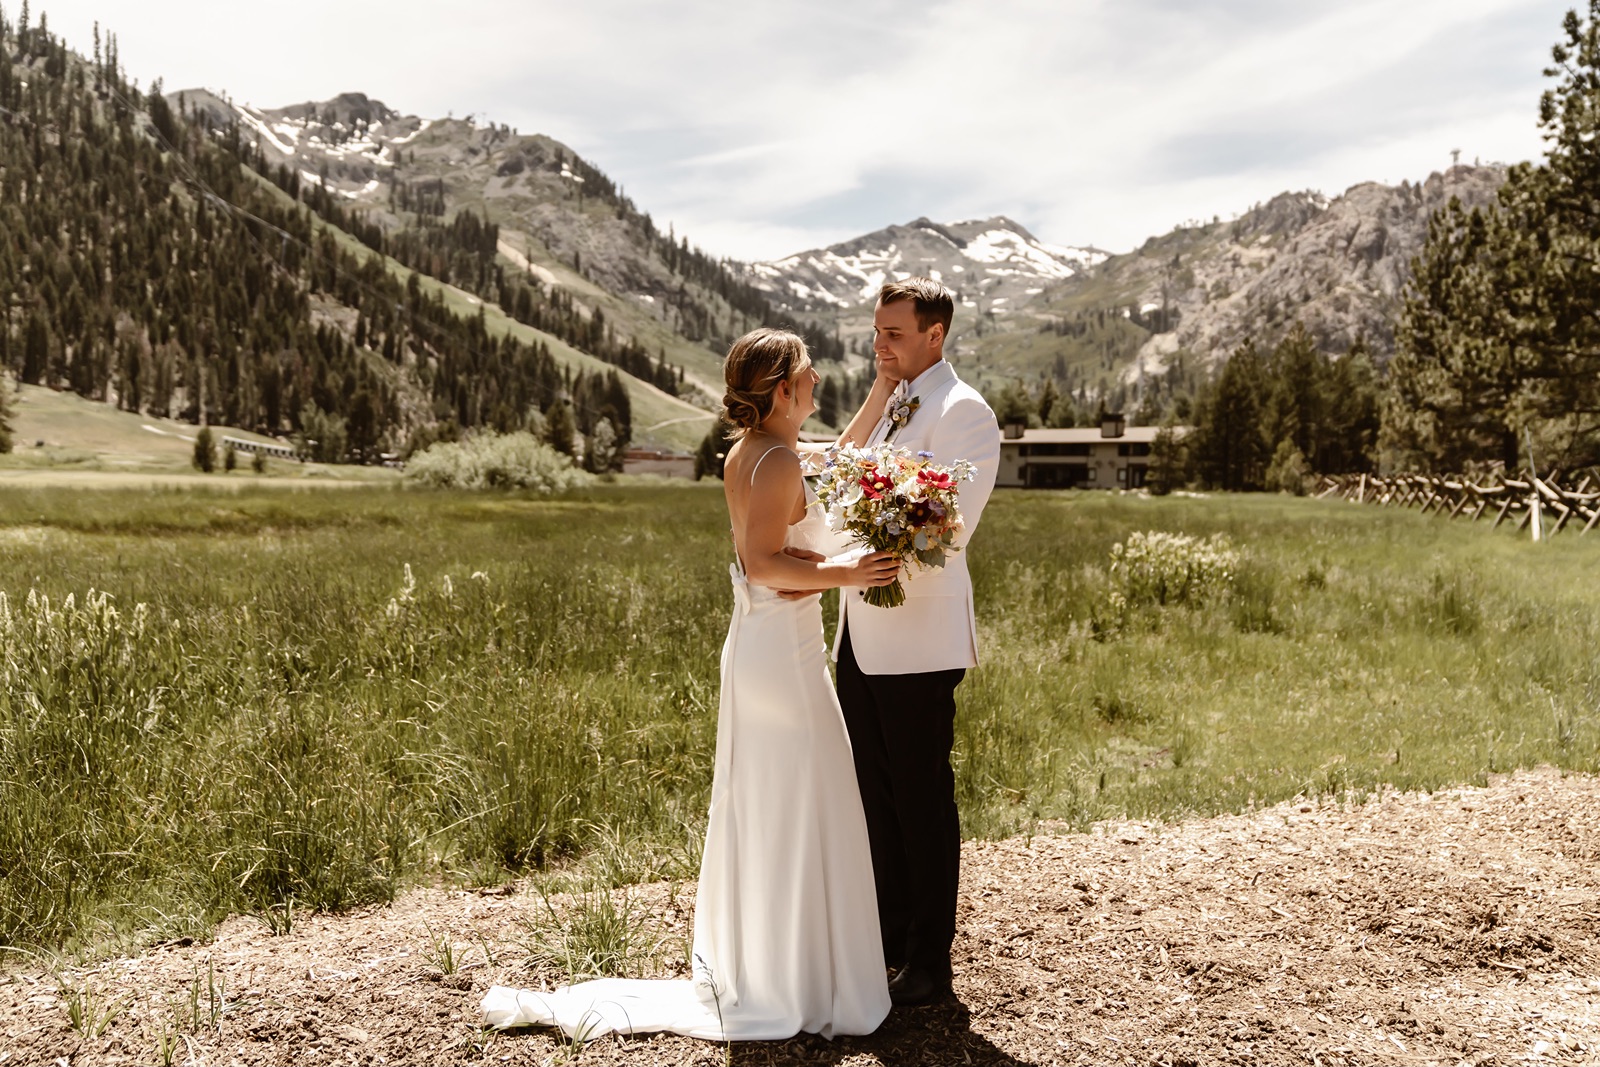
[1,484,1596,956]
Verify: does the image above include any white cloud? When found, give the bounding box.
[23,0,1570,259]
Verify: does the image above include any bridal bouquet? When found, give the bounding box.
[813,443,977,608]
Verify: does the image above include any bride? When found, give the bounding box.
[482,328,900,1041]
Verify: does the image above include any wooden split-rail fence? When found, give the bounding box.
[1316,471,1600,539]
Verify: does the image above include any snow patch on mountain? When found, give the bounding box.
[389,118,432,146]
[234,106,298,155]
[749,216,1105,314]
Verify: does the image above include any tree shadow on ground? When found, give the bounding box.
[730,999,1039,1066]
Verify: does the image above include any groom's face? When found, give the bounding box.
[872,299,942,383]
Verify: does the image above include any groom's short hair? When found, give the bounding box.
[879,278,954,338]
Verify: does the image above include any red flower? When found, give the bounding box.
[917,469,955,490]
[859,473,892,500]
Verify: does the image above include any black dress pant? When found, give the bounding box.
[836,622,965,974]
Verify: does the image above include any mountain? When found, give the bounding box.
[749,169,1508,408]
[1047,166,1508,381]
[2,10,1512,457]
[4,5,853,465]
[174,89,816,408]
[748,216,1105,314]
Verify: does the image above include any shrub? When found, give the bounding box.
[1265,439,1311,495]
[1109,530,1239,609]
[403,431,592,492]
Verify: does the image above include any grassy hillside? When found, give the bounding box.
[2,384,399,481]
[243,170,714,453]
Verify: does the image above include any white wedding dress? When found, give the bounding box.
[481,460,890,1042]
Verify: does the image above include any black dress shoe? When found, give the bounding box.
[887,964,953,1006]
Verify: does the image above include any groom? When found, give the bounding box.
[834,277,1000,1006]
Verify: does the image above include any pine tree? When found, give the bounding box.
[193,425,215,472]
[21,312,48,386]
[1147,416,1184,496]
[1262,323,1321,463]
[990,381,1035,429]
[1192,341,1268,491]
[1322,340,1380,473]
[0,371,15,454]
[1386,3,1600,469]
[1038,378,1061,425]
[543,398,577,457]
[694,420,732,481]
[817,375,839,428]
[1386,198,1529,470]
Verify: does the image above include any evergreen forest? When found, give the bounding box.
[0,4,831,465]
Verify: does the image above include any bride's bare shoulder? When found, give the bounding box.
[727,436,798,485]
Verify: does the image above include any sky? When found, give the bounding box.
[15,0,1574,261]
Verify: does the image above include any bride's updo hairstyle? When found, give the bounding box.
[721,328,811,439]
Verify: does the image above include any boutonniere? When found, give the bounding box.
[886,395,921,438]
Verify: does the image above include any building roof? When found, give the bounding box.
[1001,426,1185,445]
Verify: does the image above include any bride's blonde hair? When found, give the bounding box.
[721,328,811,439]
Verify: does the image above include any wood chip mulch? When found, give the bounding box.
[4,766,1597,1066]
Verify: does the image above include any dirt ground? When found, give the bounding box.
[5,766,1597,1066]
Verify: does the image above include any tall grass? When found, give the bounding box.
[957,491,1600,837]
[0,483,1596,954]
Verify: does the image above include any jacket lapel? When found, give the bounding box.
[890,362,958,449]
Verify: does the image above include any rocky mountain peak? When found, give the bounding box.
[1231,190,1331,240]
[748,214,1106,313]
[273,91,399,129]
[1105,164,1508,379]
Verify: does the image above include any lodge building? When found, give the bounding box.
[996,414,1178,490]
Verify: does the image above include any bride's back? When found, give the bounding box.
[722,435,805,565]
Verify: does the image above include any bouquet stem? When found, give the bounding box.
[863,578,906,608]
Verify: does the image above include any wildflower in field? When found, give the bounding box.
[1109,531,1239,608]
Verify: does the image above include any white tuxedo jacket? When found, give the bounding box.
[832,360,1000,676]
